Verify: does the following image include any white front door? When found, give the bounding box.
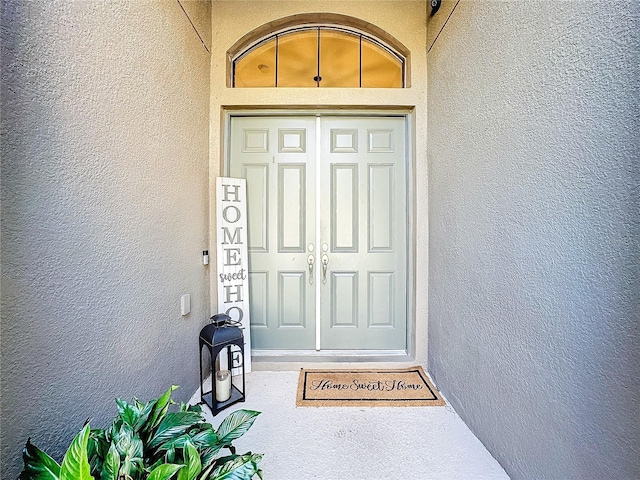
[228,114,408,351]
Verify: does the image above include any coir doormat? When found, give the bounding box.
[296,366,445,407]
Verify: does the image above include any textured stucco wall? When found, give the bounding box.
[427,1,639,479]
[0,1,211,477]
[210,1,429,367]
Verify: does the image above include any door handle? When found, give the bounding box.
[321,254,329,284]
[307,255,315,285]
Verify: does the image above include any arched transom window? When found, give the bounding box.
[232,26,406,88]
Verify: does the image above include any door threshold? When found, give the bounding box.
[252,349,410,364]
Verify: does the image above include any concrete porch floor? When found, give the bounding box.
[189,371,510,480]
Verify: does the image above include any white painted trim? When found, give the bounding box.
[251,349,410,364]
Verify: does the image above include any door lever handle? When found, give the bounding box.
[307,255,315,285]
[321,254,329,284]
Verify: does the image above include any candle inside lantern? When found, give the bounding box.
[215,369,231,402]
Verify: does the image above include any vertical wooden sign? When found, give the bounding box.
[216,177,251,372]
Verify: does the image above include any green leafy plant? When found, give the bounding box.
[20,386,262,480]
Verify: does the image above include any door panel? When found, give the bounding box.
[278,164,306,252]
[229,115,407,351]
[369,164,395,251]
[331,164,358,252]
[243,165,268,252]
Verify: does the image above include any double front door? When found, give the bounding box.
[228,115,408,351]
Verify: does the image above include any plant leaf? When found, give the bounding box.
[88,428,108,476]
[148,463,183,480]
[155,433,191,451]
[157,424,219,454]
[129,434,144,458]
[200,444,225,471]
[60,424,93,480]
[165,446,176,464]
[115,424,144,480]
[119,454,144,479]
[100,443,120,480]
[115,398,139,428]
[180,402,202,414]
[177,440,201,480]
[216,410,261,446]
[147,385,180,432]
[148,411,203,448]
[87,429,107,457]
[133,398,154,432]
[191,427,219,449]
[208,453,262,480]
[19,439,61,480]
[106,418,122,445]
[114,423,143,459]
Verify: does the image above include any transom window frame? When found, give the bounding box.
[226,13,411,88]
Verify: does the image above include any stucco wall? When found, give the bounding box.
[0,1,211,477]
[427,1,639,479]
[210,1,429,366]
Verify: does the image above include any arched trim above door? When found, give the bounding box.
[227,13,411,88]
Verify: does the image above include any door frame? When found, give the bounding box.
[221,107,416,363]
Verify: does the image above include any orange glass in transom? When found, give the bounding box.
[233,27,404,88]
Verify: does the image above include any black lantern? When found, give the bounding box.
[199,313,246,415]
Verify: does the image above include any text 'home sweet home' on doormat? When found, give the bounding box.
[296,366,445,407]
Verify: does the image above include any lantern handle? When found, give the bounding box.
[211,313,231,327]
